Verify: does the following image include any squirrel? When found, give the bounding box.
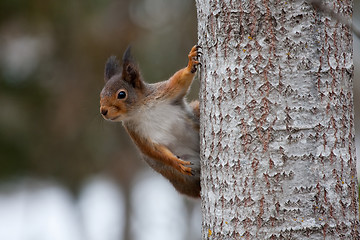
[99,45,201,198]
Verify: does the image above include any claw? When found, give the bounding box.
[181,165,193,176]
[188,45,202,73]
[175,157,193,176]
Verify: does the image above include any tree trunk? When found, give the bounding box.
[196,0,360,239]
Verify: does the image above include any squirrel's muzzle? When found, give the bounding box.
[100,108,108,116]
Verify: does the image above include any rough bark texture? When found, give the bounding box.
[196,0,359,239]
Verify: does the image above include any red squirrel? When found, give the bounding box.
[100,45,201,197]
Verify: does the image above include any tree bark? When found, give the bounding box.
[196,0,360,239]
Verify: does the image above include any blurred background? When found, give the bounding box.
[0,0,200,239]
[0,0,359,240]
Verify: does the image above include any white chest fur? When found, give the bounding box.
[129,102,188,145]
[125,100,200,166]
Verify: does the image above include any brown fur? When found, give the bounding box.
[100,45,201,198]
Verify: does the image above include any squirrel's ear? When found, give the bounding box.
[122,46,142,89]
[122,45,132,63]
[104,56,120,82]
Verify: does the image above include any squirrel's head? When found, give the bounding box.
[100,47,144,122]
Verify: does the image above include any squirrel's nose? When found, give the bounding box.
[101,108,108,116]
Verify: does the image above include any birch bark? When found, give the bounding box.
[196,0,360,239]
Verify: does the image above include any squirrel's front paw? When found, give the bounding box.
[188,45,202,73]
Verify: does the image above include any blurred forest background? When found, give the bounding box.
[0,0,359,240]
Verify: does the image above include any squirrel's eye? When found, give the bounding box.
[117,91,126,99]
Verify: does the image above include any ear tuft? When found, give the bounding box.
[104,56,120,82]
[121,46,142,89]
[122,45,132,63]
